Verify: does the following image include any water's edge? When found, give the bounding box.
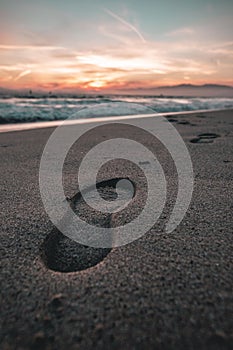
[0,108,232,134]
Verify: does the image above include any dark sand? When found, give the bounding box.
[0,109,233,349]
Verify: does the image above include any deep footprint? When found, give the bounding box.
[190,138,213,144]
[42,229,111,272]
[190,133,220,144]
[41,178,135,272]
[166,118,177,123]
[177,120,195,126]
[198,133,220,139]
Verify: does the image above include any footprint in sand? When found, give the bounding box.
[190,133,220,144]
[167,117,177,123]
[41,178,135,272]
[41,230,111,273]
[177,120,195,125]
[0,144,12,148]
[166,117,195,126]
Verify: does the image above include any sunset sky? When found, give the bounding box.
[0,0,233,92]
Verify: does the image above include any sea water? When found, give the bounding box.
[0,95,233,124]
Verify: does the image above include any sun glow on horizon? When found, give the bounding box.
[87,80,107,88]
[0,1,232,92]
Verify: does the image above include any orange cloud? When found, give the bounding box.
[0,17,233,91]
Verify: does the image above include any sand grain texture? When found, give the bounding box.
[0,110,233,349]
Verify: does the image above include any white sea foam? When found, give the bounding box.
[0,96,233,124]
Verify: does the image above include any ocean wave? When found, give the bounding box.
[0,96,233,124]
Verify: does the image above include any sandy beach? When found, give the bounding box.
[0,109,233,349]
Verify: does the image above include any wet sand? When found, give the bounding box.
[0,109,233,349]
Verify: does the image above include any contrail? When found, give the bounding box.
[0,45,64,50]
[104,8,146,43]
[15,69,31,81]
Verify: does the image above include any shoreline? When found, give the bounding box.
[0,107,233,134]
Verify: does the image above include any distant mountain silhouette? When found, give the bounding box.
[119,84,233,97]
[160,83,232,89]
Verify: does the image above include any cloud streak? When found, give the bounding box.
[14,69,32,81]
[166,27,195,37]
[0,45,64,51]
[104,8,146,43]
